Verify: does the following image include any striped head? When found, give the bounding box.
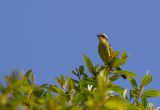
[97,33,108,43]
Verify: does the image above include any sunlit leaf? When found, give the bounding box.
[128,75,138,89]
[112,51,119,58]
[130,90,134,100]
[5,74,9,80]
[105,96,135,110]
[20,86,32,95]
[81,72,88,78]
[141,96,147,108]
[38,84,48,88]
[141,75,152,86]
[66,77,74,93]
[136,101,142,107]
[83,54,94,75]
[94,64,99,72]
[113,59,126,67]
[0,84,4,90]
[71,78,79,84]
[113,71,138,77]
[60,74,65,83]
[70,70,77,76]
[79,79,85,89]
[110,85,125,95]
[142,89,160,97]
[33,89,44,97]
[75,93,87,104]
[109,75,119,81]
[132,89,139,98]
[121,51,127,59]
[43,90,52,99]
[25,70,32,79]
[46,85,62,93]
[55,77,61,85]
[79,65,84,73]
[31,73,34,83]
[84,77,97,86]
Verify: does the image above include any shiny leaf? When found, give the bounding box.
[83,54,94,75]
[141,75,152,86]
[113,59,126,67]
[113,71,138,77]
[143,89,160,97]
[128,75,138,89]
[141,96,147,108]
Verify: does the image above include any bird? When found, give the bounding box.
[97,33,127,79]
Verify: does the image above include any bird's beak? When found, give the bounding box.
[97,35,99,38]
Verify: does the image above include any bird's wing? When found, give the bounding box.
[109,43,114,56]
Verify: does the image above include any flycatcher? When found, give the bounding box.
[97,33,127,79]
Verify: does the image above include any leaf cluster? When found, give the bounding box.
[0,51,159,110]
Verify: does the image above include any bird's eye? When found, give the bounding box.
[101,35,105,38]
[100,34,108,40]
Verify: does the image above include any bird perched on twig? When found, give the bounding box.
[97,33,127,79]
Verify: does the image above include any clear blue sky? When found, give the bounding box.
[0,1,160,106]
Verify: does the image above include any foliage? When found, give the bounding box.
[0,51,160,110]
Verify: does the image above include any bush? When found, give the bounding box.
[0,51,159,110]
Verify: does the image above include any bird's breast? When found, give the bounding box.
[98,43,111,64]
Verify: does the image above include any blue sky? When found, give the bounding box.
[0,1,160,106]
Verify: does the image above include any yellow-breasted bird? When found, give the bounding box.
[97,33,127,79]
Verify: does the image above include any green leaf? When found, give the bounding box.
[60,74,65,83]
[130,90,134,100]
[75,67,79,74]
[128,75,138,89]
[46,85,62,93]
[5,74,9,80]
[103,68,109,77]
[141,96,147,108]
[38,84,48,88]
[31,73,34,83]
[113,59,126,67]
[70,70,77,76]
[83,54,94,75]
[141,75,152,86]
[105,96,133,110]
[143,89,160,97]
[112,51,119,58]
[79,79,85,89]
[121,51,127,59]
[113,71,138,77]
[67,77,74,93]
[81,72,88,78]
[136,101,142,107]
[43,90,52,99]
[110,85,125,95]
[94,64,99,72]
[71,78,79,84]
[84,77,97,86]
[25,70,32,79]
[45,86,57,93]
[129,89,139,100]
[79,65,84,73]
[20,85,32,95]
[0,84,4,90]
[109,75,119,81]
[132,89,139,97]
[33,89,44,97]
[55,77,61,85]
[75,93,87,104]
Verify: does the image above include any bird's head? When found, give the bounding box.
[97,33,108,43]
